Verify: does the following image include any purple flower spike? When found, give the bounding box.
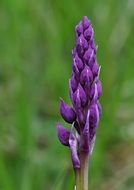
[56,17,102,183]
[60,99,76,124]
[57,123,70,146]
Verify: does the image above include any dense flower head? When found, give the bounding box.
[56,16,102,169]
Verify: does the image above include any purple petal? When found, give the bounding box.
[92,62,99,77]
[90,39,97,53]
[82,16,91,30]
[97,101,102,117]
[69,79,74,102]
[76,36,86,57]
[70,75,78,92]
[84,27,94,41]
[73,53,84,72]
[77,34,88,51]
[75,22,83,36]
[96,80,102,97]
[56,123,70,146]
[69,130,80,168]
[73,84,87,108]
[80,110,90,152]
[83,46,94,63]
[90,80,102,101]
[77,109,85,126]
[80,65,93,86]
[73,61,80,79]
[90,83,98,102]
[60,99,76,124]
[89,104,99,126]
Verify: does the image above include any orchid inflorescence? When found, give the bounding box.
[56,16,102,190]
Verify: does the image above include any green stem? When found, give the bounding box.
[75,152,89,190]
[75,169,81,190]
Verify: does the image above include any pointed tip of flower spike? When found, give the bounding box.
[60,99,76,124]
[82,16,91,30]
[56,123,70,146]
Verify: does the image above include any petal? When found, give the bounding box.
[69,129,80,168]
[77,109,85,126]
[73,53,84,72]
[90,83,98,102]
[82,16,91,30]
[89,135,96,155]
[70,75,78,92]
[60,99,76,124]
[80,65,93,86]
[76,34,88,51]
[80,110,90,152]
[97,101,102,117]
[90,39,97,53]
[69,79,74,102]
[75,21,83,36]
[92,62,99,77]
[84,27,94,41]
[89,104,99,126]
[97,80,102,97]
[73,61,80,79]
[73,84,87,108]
[56,123,70,146]
[83,46,94,63]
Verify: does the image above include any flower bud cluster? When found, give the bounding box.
[57,16,102,168]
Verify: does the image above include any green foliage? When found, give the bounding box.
[0,0,134,189]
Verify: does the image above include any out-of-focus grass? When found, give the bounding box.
[0,0,134,189]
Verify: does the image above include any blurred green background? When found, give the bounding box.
[0,0,134,189]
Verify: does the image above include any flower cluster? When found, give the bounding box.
[57,16,102,169]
